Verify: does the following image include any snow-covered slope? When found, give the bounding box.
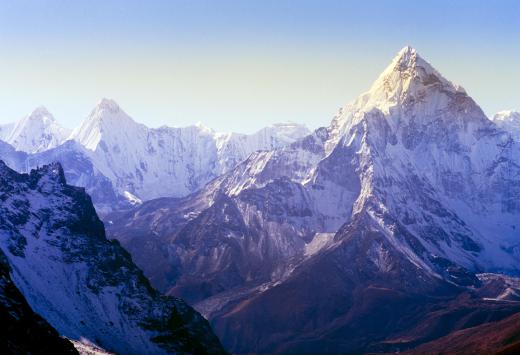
[206,46,520,274]
[0,100,308,213]
[69,99,221,200]
[0,122,14,141]
[493,110,520,140]
[106,46,520,353]
[0,249,78,354]
[0,161,225,354]
[312,46,520,273]
[215,122,310,172]
[5,107,71,153]
[68,98,309,201]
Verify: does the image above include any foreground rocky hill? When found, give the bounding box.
[0,249,78,354]
[0,161,225,354]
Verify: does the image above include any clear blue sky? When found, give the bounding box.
[1,0,519,132]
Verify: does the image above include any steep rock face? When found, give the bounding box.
[107,177,324,303]
[4,107,71,153]
[326,46,520,274]
[0,249,78,355]
[30,140,131,215]
[0,161,225,354]
[107,47,520,353]
[0,139,130,215]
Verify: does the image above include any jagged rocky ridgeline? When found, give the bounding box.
[106,47,520,353]
[0,161,226,354]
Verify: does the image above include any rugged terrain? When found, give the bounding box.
[0,249,78,354]
[0,161,225,354]
[107,47,520,353]
[0,102,309,213]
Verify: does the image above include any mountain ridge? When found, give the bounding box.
[106,46,520,353]
[0,100,310,212]
[0,160,226,354]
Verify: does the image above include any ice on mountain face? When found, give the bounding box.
[5,107,71,153]
[0,122,14,141]
[123,190,142,205]
[304,232,336,257]
[68,98,310,202]
[70,101,221,200]
[69,98,139,151]
[0,98,309,211]
[493,110,520,140]
[215,122,311,173]
[319,47,520,275]
[0,161,226,354]
[326,47,489,152]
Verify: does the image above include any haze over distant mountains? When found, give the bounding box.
[0,101,310,213]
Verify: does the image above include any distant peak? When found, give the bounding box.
[195,121,213,133]
[493,110,520,122]
[95,98,121,113]
[271,121,305,128]
[87,97,133,124]
[395,45,417,60]
[389,45,424,73]
[27,106,54,121]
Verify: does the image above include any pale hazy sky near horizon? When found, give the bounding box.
[1,0,519,133]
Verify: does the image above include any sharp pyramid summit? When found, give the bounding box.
[70,98,144,151]
[327,46,490,151]
[365,45,464,106]
[4,106,71,153]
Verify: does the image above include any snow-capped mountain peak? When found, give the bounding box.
[27,105,54,121]
[494,109,519,120]
[5,106,71,153]
[493,110,520,140]
[65,98,312,203]
[194,121,215,135]
[95,97,122,113]
[326,46,487,153]
[70,98,143,151]
[362,45,465,113]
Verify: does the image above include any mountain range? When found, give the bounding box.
[0,101,309,214]
[1,46,520,354]
[105,46,520,353]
